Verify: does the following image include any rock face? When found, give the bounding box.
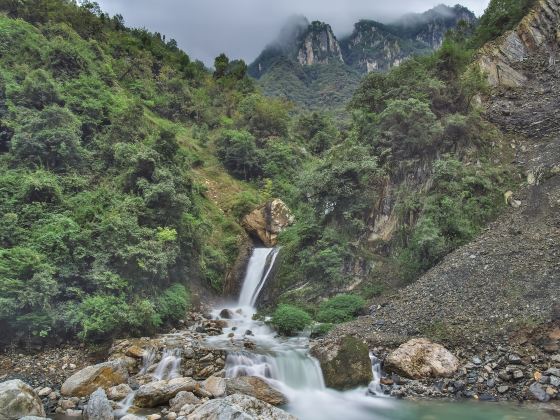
[106,383,132,401]
[83,388,113,420]
[385,338,459,379]
[310,336,372,390]
[242,199,294,247]
[203,376,226,398]
[134,377,197,408]
[0,380,46,419]
[186,394,296,420]
[477,0,560,87]
[61,361,129,397]
[225,376,287,406]
[297,21,344,66]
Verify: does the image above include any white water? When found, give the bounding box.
[208,247,394,420]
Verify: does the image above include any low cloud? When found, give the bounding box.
[96,0,490,65]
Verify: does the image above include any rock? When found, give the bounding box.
[0,379,46,419]
[147,415,161,420]
[83,388,113,420]
[59,399,77,410]
[166,413,178,420]
[61,361,129,397]
[508,354,522,364]
[546,368,560,377]
[529,382,551,402]
[125,346,146,359]
[134,377,197,408]
[225,376,287,406]
[107,383,132,401]
[219,309,234,319]
[498,385,509,394]
[513,370,524,380]
[37,387,52,398]
[241,199,294,247]
[186,394,296,420]
[169,391,200,413]
[121,415,144,420]
[19,417,49,420]
[65,409,82,417]
[385,339,459,379]
[550,376,560,387]
[311,336,372,390]
[203,376,226,398]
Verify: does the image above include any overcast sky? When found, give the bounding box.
[96,0,490,66]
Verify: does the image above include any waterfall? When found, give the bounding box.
[153,348,182,380]
[368,353,383,396]
[238,247,279,307]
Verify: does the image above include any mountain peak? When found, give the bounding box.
[297,21,344,66]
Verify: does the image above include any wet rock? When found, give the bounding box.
[225,376,287,406]
[529,382,550,402]
[134,377,197,408]
[19,417,49,420]
[498,385,509,394]
[187,393,296,420]
[385,339,459,379]
[121,415,144,420]
[169,391,200,413]
[83,388,113,420]
[219,309,234,319]
[203,376,226,398]
[0,379,46,419]
[37,387,52,398]
[125,346,145,359]
[106,383,132,401]
[311,336,372,390]
[61,361,129,397]
[241,199,294,247]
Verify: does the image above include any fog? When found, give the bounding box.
[96,0,490,65]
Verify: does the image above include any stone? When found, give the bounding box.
[513,370,524,380]
[59,399,76,410]
[61,361,129,397]
[498,385,509,394]
[384,338,459,379]
[166,413,178,420]
[546,368,560,377]
[550,376,560,387]
[219,309,234,319]
[203,376,226,398]
[169,391,200,413]
[107,383,133,401]
[225,376,287,406]
[125,346,146,359]
[529,382,550,402]
[121,415,144,420]
[83,388,113,420]
[186,394,296,420]
[147,415,161,420]
[508,354,522,364]
[0,380,46,419]
[134,377,197,408]
[241,199,294,247]
[65,409,82,417]
[311,336,373,390]
[551,354,560,363]
[19,417,49,420]
[37,387,52,398]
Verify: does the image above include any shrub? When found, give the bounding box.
[156,284,190,323]
[316,294,366,324]
[310,323,334,338]
[216,129,263,180]
[270,304,312,336]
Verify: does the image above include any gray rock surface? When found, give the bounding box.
[186,394,296,420]
[61,361,129,397]
[83,388,113,420]
[0,379,45,420]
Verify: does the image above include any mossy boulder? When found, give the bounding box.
[310,336,372,390]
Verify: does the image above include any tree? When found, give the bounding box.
[19,69,62,109]
[214,53,229,78]
[295,112,338,155]
[10,106,85,171]
[216,130,262,180]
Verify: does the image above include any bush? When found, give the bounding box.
[316,294,366,324]
[270,304,312,336]
[157,283,190,323]
[310,323,334,338]
[216,129,263,180]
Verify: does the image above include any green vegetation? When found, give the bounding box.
[316,294,366,324]
[270,304,312,336]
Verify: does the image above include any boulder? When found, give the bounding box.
[61,361,129,397]
[529,382,551,402]
[311,336,373,390]
[241,199,294,247]
[0,379,46,420]
[219,309,234,319]
[186,394,296,420]
[19,417,49,420]
[83,388,113,420]
[107,383,133,401]
[225,377,287,406]
[169,391,200,413]
[385,338,459,379]
[203,376,226,398]
[134,377,197,408]
[121,415,144,420]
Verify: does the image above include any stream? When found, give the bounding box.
[202,247,553,420]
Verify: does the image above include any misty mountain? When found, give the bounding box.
[249,4,477,109]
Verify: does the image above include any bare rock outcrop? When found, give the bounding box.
[60,361,128,397]
[0,380,45,420]
[241,199,294,247]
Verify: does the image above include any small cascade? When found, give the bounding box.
[114,392,135,418]
[153,348,182,380]
[368,353,384,396]
[139,347,157,375]
[238,247,279,307]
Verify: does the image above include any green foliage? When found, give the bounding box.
[295,112,338,155]
[270,304,312,336]
[316,294,366,324]
[216,129,262,180]
[157,284,190,323]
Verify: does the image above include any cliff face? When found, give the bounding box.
[297,21,344,66]
[477,0,560,87]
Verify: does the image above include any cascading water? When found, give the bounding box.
[208,247,394,420]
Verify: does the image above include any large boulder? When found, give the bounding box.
[241,199,294,247]
[186,394,296,420]
[203,376,226,398]
[311,336,372,390]
[0,380,46,420]
[134,377,197,408]
[83,388,113,420]
[61,361,129,397]
[225,376,287,406]
[169,391,200,413]
[385,338,459,379]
